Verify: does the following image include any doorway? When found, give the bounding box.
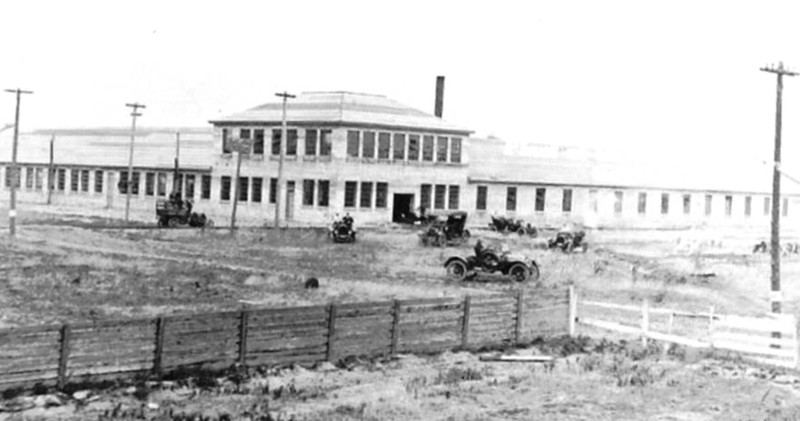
[285,181,295,221]
[392,194,414,223]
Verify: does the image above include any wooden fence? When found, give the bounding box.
[578,295,799,368]
[0,288,573,391]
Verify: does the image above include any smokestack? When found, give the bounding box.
[434,76,445,118]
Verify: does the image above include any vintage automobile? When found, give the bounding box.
[547,227,588,253]
[419,211,471,247]
[330,214,357,243]
[155,194,213,228]
[488,215,538,237]
[444,240,540,282]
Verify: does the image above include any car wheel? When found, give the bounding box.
[528,263,540,282]
[446,260,468,281]
[508,263,530,282]
[517,228,526,236]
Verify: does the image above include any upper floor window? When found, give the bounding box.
[305,129,317,156]
[378,133,391,159]
[253,129,265,155]
[362,131,376,159]
[222,128,232,154]
[450,138,462,163]
[347,131,360,158]
[436,137,448,162]
[408,135,420,161]
[422,135,434,161]
[393,134,406,161]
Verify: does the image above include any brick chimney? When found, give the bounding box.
[434,76,445,118]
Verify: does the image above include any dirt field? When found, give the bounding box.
[3,203,800,419]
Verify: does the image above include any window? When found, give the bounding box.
[535,188,546,212]
[344,181,357,207]
[745,196,752,217]
[420,184,432,211]
[303,179,315,206]
[434,184,447,210]
[222,128,232,154]
[71,169,79,192]
[7,166,20,188]
[80,170,89,192]
[376,182,388,208]
[238,177,249,201]
[185,174,195,199]
[408,135,420,161]
[393,134,405,161]
[360,182,373,208]
[724,195,732,217]
[251,177,262,203]
[25,167,33,189]
[175,174,184,197]
[638,192,647,215]
[305,129,317,156]
[448,185,460,210]
[320,130,332,156]
[253,129,265,155]
[562,189,572,213]
[422,135,434,161]
[145,172,155,196]
[661,193,669,215]
[271,129,281,155]
[269,178,278,204]
[347,130,360,157]
[506,186,517,211]
[220,176,231,201]
[35,168,43,191]
[450,138,462,163]
[783,198,789,217]
[683,194,691,215]
[318,180,330,207]
[590,189,598,213]
[201,175,211,200]
[93,170,102,193]
[614,191,623,214]
[705,195,713,216]
[240,128,251,140]
[378,132,391,159]
[436,136,448,162]
[764,197,770,216]
[476,185,487,211]
[362,131,376,159]
[287,129,298,155]
[156,173,166,196]
[57,168,66,191]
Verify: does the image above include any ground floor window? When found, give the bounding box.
[220,176,231,201]
[238,177,249,201]
[94,170,103,193]
[535,188,546,212]
[683,194,691,215]
[185,174,195,199]
[420,184,432,211]
[251,177,262,203]
[145,172,155,196]
[589,189,598,213]
[614,191,623,214]
[638,192,647,215]
[269,178,277,204]
[724,195,732,217]
[201,175,211,200]
[706,195,713,216]
[434,184,446,210]
[156,173,166,196]
[360,182,373,208]
[80,170,90,192]
[344,181,357,208]
[303,179,315,206]
[506,186,517,212]
[318,180,330,207]
[562,189,572,213]
[448,185,460,210]
[376,182,388,208]
[476,185,487,211]
[71,169,79,192]
[661,193,669,215]
[57,168,66,191]
[744,196,751,217]
[25,167,33,189]
[35,168,43,191]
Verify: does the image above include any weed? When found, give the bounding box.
[579,354,603,372]
[433,367,483,385]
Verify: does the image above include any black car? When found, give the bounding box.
[444,240,540,282]
[419,211,471,247]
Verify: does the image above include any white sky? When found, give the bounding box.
[3,0,800,168]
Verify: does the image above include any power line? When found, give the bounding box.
[759,62,797,317]
[124,102,146,222]
[4,88,33,239]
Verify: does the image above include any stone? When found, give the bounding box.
[72,390,91,400]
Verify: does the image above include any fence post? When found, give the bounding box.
[461,296,472,350]
[57,324,71,390]
[153,317,166,378]
[641,299,649,347]
[568,286,577,336]
[238,309,249,366]
[514,290,524,344]
[390,300,401,355]
[326,304,337,362]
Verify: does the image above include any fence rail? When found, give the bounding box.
[578,295,799,368]
[0,288,573,391]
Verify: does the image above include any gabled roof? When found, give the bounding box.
[210,91,472,135]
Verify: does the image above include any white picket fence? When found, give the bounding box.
[577,296,799,368]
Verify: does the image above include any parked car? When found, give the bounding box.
[444,240,540,282]
[419,211,471,247]
[547,227,588,253]
[488,215,538,237]
[330,214,356,243]
[156,194,213,228]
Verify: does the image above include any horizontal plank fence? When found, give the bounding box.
[0,288,572,391]
[578,294,799,368]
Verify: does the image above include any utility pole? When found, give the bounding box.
[47,135,54,205]
[274,91,295,228]
[4,88,33,239]
[124,102,145,223]
[760,62,798,316]
[173,131,180,198]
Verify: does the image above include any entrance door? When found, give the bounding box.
[392,194,414,223]
[285,181,295,221]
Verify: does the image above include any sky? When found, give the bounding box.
[3,0,800,170]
